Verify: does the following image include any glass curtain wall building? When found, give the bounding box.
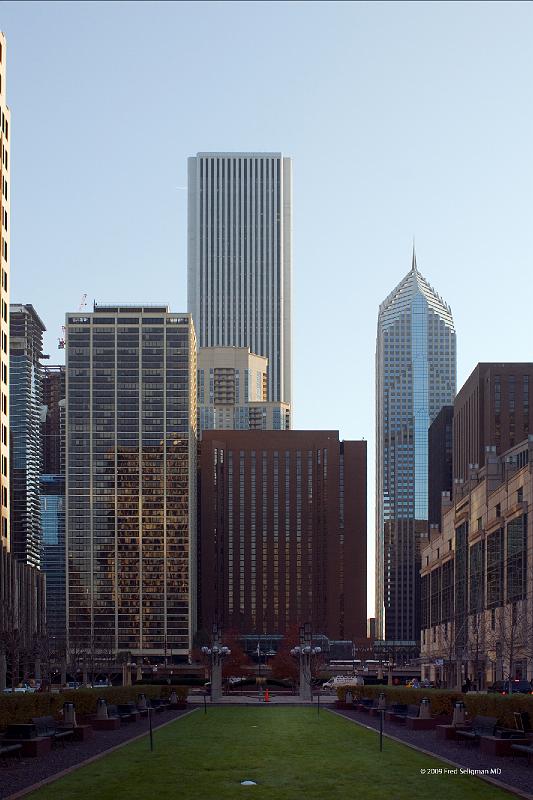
[65,305,197,659]
[375,252,456,643]
[188,152,292,408]
[9,304,45,568]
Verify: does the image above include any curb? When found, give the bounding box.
[327,709,533,800]
[5,708,199,800]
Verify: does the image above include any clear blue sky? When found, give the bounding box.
[3,1,533,616]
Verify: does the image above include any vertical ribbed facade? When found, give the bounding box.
[375,255,456,643]
[9,304,45,568]
[65,306,197,657]
[0,32,10,552]
[188,153,292,407]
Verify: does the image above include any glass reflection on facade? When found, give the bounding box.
[41,474,66,645]
[376,252,456,642]
[65,306,197,658]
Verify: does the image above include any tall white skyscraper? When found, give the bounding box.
[375,250,456,645]
[187,152,292,406]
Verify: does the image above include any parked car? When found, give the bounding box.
[3,684,33,694]
[488,680,533,695]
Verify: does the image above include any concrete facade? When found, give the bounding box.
[197,346,290,435]
[188,153,292,407]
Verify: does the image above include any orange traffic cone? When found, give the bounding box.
[264,688,270,703]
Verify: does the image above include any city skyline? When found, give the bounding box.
[3,1,533,614]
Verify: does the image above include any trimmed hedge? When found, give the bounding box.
[0,684,188,729]
[336,684,533,725]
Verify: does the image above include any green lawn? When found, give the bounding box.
[27,708,515,800]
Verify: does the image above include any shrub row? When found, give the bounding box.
[336,684,533,726]
[0,684,188,729]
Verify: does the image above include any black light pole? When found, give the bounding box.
[379,709,384,752]
[148,706,154,752]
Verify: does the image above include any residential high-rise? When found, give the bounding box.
[453,363,533,487]
[197,346,290,435]
[188,153,292,407]
[10,304,45,568]
[0,38,46,691]
[0,32,10,553]
[199,430,367,641]
[375,251,456,643]
[65,305,197,659]
[41,365,66,645]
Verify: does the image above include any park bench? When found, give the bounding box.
[32,716,74,747]
[0,742,22,763]
[149,698,168,713]
[456,716,497,746]
[107,704,135,724]
[394,704,419,723]
[385,703,409,722]
[511,743,533,764]
[1,724,52,758]
[117,703,140,722]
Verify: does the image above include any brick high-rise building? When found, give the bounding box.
[453,363,533,488]
[199,430,366,641]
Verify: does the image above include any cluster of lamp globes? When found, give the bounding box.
[200,645,231,658]
[289,645,322,657]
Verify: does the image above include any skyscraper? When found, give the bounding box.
[376,251,456,643]
[0,32,10,553]
[0,38,46,691]
[10,304,45,568]
[200,431,366,640]
[41,365,66,645]
[187,152,292,407]
[65,305,197,658]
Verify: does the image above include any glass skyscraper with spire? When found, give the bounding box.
[375,251,456,644]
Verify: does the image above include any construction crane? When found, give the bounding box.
[58,293,88,349]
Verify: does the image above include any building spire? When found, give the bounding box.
[411,237,418,272]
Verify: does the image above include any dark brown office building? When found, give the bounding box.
[453,363,533,486]
[199,431,366,641]
[428,405,453,526]
[42,365,65,475]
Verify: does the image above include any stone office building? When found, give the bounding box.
[421,437,533,688]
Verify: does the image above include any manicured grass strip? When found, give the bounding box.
[26,708,516,800]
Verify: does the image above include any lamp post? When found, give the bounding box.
[201,623,231,702]
[290,623,321,702]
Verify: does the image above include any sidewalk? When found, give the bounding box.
[187,693,338,705]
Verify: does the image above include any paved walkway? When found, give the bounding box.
[187,692,338,705]
[333,706,533,799]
